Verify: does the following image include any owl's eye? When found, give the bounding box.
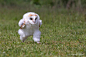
[30,18,33,20]
[35,17,37,20]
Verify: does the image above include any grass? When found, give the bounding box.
[0,7,86,57]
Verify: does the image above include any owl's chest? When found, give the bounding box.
[24,24,38,35]
[26,24,37,29]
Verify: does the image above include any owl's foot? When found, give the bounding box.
[37,42,41,44]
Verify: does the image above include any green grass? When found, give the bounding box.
[0,7,86,57]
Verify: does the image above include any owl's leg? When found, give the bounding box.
[33,30,41,43]
[18,29,27,42]
[20,36,28,42]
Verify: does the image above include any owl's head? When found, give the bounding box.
[23,12,40,24]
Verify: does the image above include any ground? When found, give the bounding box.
[0,7,86,57]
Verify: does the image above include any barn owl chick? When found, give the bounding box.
[18,12,42,43]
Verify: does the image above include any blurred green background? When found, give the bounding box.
[0,0,86,11]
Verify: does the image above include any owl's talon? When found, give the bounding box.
[37,42,41,44]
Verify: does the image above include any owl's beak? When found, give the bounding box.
[32,20,35,23]
[33,21,35,23]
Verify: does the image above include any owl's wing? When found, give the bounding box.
[18,19,26,29]
[39,20,42,27]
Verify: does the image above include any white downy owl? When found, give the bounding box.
[18,12,42,43]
